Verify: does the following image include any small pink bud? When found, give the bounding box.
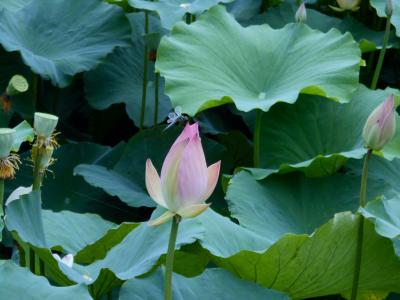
[295,3,307,23]
[362,94,397,150]
[145,123,221,226]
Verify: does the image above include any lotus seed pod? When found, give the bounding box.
[386,0,394,17]
[6,75,29,96]
[0,128,15,159]
[34,112,59,139]
[362,94,397,151]
[295,3,307,23]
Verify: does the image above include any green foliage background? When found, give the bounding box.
[1,0,400,299]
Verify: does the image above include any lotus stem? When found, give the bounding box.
[164,215,180,300]
[32,150,45,191]
[371,16,391,90]
[154,72,159,126]
[253,109,263,167]
[351,149,372,300]
[139,12,149,130]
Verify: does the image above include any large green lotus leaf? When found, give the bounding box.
[74,164,152,207]
[5,191,82,285]
[75,126,225,208]
[12,120,34,152]
[225,170,385,241]
[52,208,205,298]
[43,210,113,254]
[194,208,270,258]
[258,85,400,177]
[44,210,139,264]
[6,142,135,222]
[350,156,400,193]
[227,0,262,22]
[181,170,400,298]
[85,13,171,127]
[253,2,400,52]
[7,190,205,297]
[370,0,400,37]
[0,0,132,87]
[84,212,203,278]
[362,197,400,239]
[0,0,31,11]
[209,212,400,299]
[0,261,92,300]
[5,191,47,248]
[119,267,290,300]
[74,222,139,265]
[156,5,361,115]
[129,0,233,29]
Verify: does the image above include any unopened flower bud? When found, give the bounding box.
[146,123,220,226]
[0,128,15,159]
[362,94,397,150]
[6,75,29,97]
[295,3,307,23]
[386,0,394,17]
[34,112,58,139]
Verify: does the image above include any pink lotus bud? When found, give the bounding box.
[362,94,397,150]
[295,3,307,23]
[146,123,221,226]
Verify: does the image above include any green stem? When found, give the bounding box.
[253,110,263,168]
[32,153,44,192]
[154,72,159,126]
[139,12,149,130]
[31,146,47,273]
[164,216,180,300]
[0,179,4,218]
[371,16,391,90]
[350,149,372,300]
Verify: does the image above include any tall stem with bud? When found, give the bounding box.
[351,94,396,300]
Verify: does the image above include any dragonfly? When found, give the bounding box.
[164,106,188,131]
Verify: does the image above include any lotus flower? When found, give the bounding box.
[146,123,221,226]
[362,94,397,151]
[329,0,361,12]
